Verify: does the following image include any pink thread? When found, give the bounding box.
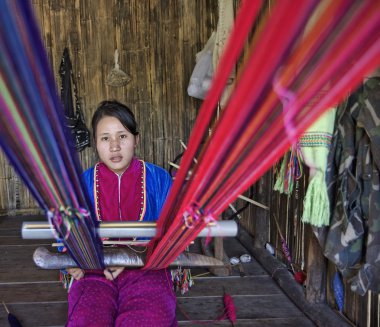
[273,75,298,143]
[183,205,218,245]
[203,211,217,246]
[46,207,73,241]
[78,207,90,217]
[183,203,202,228]
[223,291,237,325]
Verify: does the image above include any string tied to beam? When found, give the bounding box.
[47,207,72,241]
[46,206,97,269]
[47,206,91,241]
[183,203,203,229]
[183,204,217,246]
[203,210,217,246]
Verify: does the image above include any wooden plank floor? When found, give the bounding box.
[0,215,315,326]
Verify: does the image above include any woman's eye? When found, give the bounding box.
[120,134,127,139]
[101,137,109,142]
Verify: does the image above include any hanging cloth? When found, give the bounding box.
[300,107,336,227]
[187,0,235,105]
[187,32,216,100]
[59,48,91,152]
[213,0,235,107]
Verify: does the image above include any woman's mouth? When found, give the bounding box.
[110,155,123,163]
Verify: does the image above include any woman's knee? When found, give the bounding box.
[67,277,118,327]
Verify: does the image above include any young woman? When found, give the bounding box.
[66,100,177,327]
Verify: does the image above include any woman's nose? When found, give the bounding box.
[110,139,121,151]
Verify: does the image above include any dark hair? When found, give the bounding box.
[92,100,139,140]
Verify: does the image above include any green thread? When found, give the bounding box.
[302,170,330,227]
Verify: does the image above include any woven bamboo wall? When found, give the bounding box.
[0,0,217,214]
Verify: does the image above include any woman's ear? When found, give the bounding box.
[135,134,140,147]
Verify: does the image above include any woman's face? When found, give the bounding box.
[95,116,138,174]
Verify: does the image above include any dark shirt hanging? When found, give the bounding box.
[316,77,380,295]
[59,48,90,152]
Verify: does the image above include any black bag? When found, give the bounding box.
[59,48,91,152]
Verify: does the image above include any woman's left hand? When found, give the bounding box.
[104,266,125,280]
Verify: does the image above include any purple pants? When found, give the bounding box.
[66,269,177,327]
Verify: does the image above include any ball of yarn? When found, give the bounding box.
[294,271,307,284]
[229,257,240,265]
[265,242,275,256]
[240,254,251,263]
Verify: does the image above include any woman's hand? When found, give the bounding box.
[104,267,124,280]
[67,268,85,280]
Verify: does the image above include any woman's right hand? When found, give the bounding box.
[66,268,85,280]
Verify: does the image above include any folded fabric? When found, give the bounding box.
[300,108,336,227]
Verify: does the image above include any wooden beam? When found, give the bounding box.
[306,226,327,304]
[201,238,231,277]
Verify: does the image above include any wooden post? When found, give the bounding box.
[254,171,271,248]
[214,237,224,261]
[306,225,327,304]
[201,238,231,277]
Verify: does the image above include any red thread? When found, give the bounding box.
[222,291,237,326]
[294,271,307,285]
[176,289,237,325]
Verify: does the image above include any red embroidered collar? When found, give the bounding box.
[93,158,146,221]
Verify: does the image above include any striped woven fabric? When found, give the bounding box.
[299,132,333,148]
[146,0,380,269]
[0,0,103,269]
